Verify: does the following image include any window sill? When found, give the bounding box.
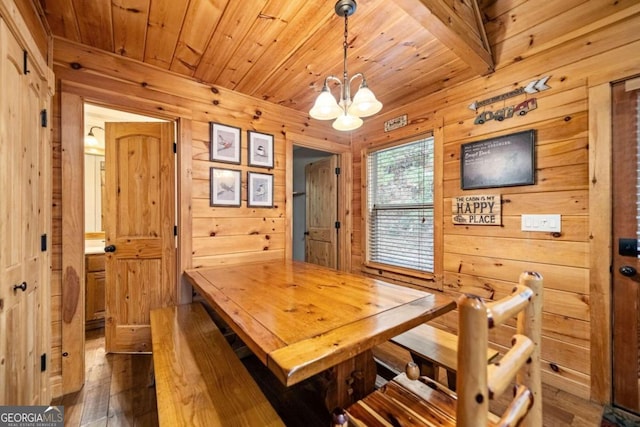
[361,262,441,291]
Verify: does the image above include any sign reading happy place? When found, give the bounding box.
[452,195,501,225]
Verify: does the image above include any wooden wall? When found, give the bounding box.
[40,0,640,403]
[47,37,349,397]
[349,0,640,401]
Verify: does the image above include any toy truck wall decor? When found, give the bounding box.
[474,98,538,125]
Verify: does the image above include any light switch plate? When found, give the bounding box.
[521,214,561,232]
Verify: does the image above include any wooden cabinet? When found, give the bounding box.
[85,254,105,329]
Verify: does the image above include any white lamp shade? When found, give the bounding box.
[349,86,383,117]
[85,134,99,146]
[309,90,342,120]
[332,113,363,131]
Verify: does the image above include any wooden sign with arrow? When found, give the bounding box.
[468,76,551,111]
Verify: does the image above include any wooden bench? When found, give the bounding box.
[389,323,499,390]
[150,302,285,427]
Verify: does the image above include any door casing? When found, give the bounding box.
[286,133,352,272]
[60,89,182,394]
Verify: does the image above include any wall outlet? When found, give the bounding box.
[521,214,561,232]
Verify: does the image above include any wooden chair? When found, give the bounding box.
[337,271,543,427]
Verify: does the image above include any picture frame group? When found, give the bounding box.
[210,168,274,208]
[209,123,275,169]
[208,122,275,208]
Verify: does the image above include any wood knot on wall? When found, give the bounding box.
[63,266,80,323]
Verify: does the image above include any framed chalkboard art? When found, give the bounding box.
[460,130,536,190]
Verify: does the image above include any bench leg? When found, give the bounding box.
[413,355,437,381]
[148,360,155,388]
[446,370,457,391]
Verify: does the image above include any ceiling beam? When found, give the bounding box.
[395,0,494,76]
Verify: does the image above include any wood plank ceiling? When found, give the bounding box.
[39,0,493,116]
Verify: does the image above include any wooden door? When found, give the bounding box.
[0,19,50,404]
[612,78,640,414]
[104,122,176,353]
[305,156,338,268]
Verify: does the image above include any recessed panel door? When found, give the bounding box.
[104,122,175,353]
[0,19,49,404]
[305,156,338,269]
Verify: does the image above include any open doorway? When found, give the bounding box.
[82,104,173,358]
[292,146,337,268]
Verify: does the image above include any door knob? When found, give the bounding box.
[304,231,310,236]
[13,282,27,292]
[619,266,637,277]
[104,245,116,253]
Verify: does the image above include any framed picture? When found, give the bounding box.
[460,130,536,190]
[247,130,274,168]
[210,122,241,164]
[210,167,241,207]
[247,172,273,208]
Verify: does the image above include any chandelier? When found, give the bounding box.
[309,0,383,131]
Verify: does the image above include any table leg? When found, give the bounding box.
[321,349,377,411]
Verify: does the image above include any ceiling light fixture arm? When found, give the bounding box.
[88,125,104,136]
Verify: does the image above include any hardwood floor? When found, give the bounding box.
[54,329,605,426]
[52,328,158,427]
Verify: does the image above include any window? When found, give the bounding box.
[366,136,434,272]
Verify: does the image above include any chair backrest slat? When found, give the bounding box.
[487,334,534,398]
[485,284,533,327]
[457,271,543,427]
[496,384,533,427]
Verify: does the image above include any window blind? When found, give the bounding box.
[367,137,434,272]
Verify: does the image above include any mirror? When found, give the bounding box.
[85,153,105,233]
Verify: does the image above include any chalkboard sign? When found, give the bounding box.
[460,130,535,190]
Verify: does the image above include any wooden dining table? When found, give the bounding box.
[185,260,455,410]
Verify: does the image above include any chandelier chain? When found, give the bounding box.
[342,13,349,83]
